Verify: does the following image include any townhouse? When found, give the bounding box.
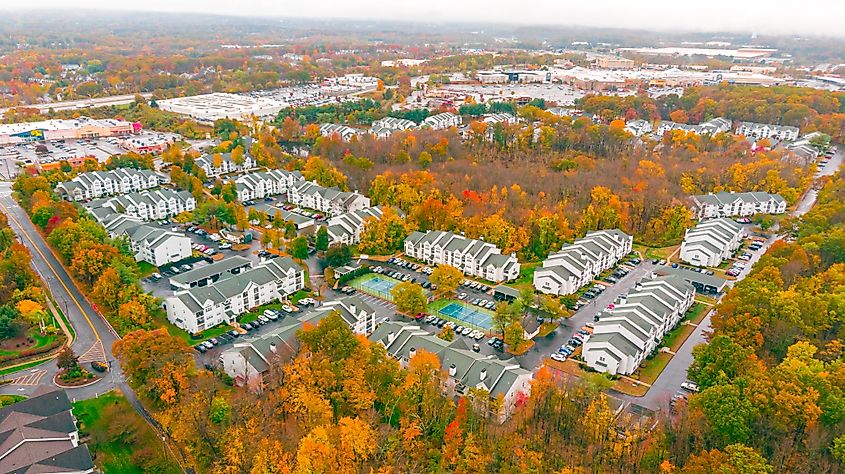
[0,387,95,473]
[583,275,695,376]
[624,119,653,137]
[98,188,197,221]
[56,168,159,201]
[422,112,462,130]
[404,230,520,283]
[370,321,533,421]
[533,229,632,296]
[483,112,518,125]
[690,191,786,219]
[369,116,417,139]
[319,123,362,141]
[195,151,256,178]
[656,117,731,136]
[288,181,371,216]
[234,169,304,202]
[735,121,799,141]
[165,257,305,334]
[679,218,745,267]
[99,214,191,266]
[325,206,386,246]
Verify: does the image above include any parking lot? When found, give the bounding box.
[0,137,125,173]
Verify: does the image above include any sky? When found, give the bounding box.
[6,0,845,38]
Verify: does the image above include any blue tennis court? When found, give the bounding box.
[438,302,493,330]
[360,276,398,293]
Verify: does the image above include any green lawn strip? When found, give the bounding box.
[0,395,27,406]
[686,302,710,325]
[136,261,158,278]
[0,358,51,377]
[637,352,673,384]
[50,298,75,339]
[511,262,539,286]
[288,289,312,304]
[73,391,180,474]
[665,324,697,353]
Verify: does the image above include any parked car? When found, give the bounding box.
[681,381,700,393]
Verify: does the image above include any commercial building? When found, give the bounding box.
[404,230,520,283]
[656,117,732,136]
[234,169,304,202]
[119,134,174,154]
[288,181,371,217]
[533,229,632,296]
[157,93,289,124]
[170,256,252,290]
[735,122,800,141]
[325,206,386,246]
[583,275,695,376]
[370,321,533,421]
[422,112,462,130]
[0,116,137,146]
[679,218,745,267]
[0,387,95,473]
[690,191,786,219]
[96,188,197,221]
[56,168,160,201]
[195,152,257,178]
[595,56,636,69]
[165,257,305,334]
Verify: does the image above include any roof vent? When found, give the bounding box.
[449,364,457,377]
[480,368,487,381]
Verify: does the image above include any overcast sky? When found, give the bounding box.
[6,0,845,38]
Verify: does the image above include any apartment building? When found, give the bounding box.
[679,218,745,267]
[624,119,653,137]
[735,121,799,141]
[656,117,731,136]
[56,168,159,201]
[234,169,304,202]
[288,181,371,216]
[165,257,305,334]
[533,229,632,296]
[422,112,462,130]
[370,321,533,421]
[196,152,256,178]
[99,188,197,221]
[369,116,417,138]
[691,191,786,219]
[404,230,520,283]
[483,112,518,125]
[319,123,362,141]
[100,213,191,266]
[583,275,695,376]
[325,207,386,246]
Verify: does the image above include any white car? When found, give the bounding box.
[680,381,700,393]
[550,353,567,362]
[281,305,295,313]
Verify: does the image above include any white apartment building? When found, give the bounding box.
[234,169,304,202]
[369,117,417,138]
[319,123,362,141]
[735,121,799,141]
[121,223,192,267]
[165,257,305,334]
[624,119,653,137]
[583,275,695,376]
[656,117,731,136]
[56,168,159,202]
[196,152,256,178]
[288,181,371,216]
[483,113,518,125]
[325,207,386,246]
[422,112,462,130]
[534,229,632,296]
[679,218,745,267]
[691,191,786,219]
[404,230,520,283]
[99,189,197,221]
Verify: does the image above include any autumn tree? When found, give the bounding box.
[429,265,463,297]
[113,328,194,407]
[391,281,427,315]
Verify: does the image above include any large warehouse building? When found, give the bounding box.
[0,117,139,145]
[156,93,289,124]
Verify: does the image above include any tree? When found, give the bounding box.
[325,245,352,267]
[315,226,329,251]
[493,300,522,336]
[301,156,349,190]
[681,444,773,474]
[357,208,414,255]
[429,265,463,297]
[669,109,689,124]
[57,347,79,371]
[112,328,194,407]
[391,282,427,315]
[288,236,309,261]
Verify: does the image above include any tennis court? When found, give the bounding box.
[438,302,494,330]
[351,273,402,301]
[360,276,398,293]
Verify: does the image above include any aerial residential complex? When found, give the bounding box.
[165,256,305,334]
[169,256,252,291]
[288,181,371,216]
[583,275,695,376]
[735,121,800,141]
[679,218,745,267]
[325,206,386,245]
[655,117,731,136]
[533,229,633,295]
[56,168,160,201]
[234,169,304,201]
[370,321,533,421]
[196,152,257,178]
[690,191,787,219]
[0,116,137,146]
[404,230,520,282]
[90,188,197,221]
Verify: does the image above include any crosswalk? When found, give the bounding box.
[9,369,47,386]
[78,341,106,363]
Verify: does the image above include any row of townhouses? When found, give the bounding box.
[100,213,192,266]
[690,191,786,219]
[533,229,633,296]
[404,230,520,283]
[735,121,800,141]
[786,131,825,162]
[679,218,745,267]
[369,116,418,138]
[624,119,653,137]
[288,181,371,216]
[89,188,197,221]
[655,117,732,136]
[220,296,377,390]
[325,206,387,246]
[583,275,695,376]
[370,321,533,421]
[165,257,305,334]
[56,168,160,201]
[170,256,252,290]
[234,169,304,202]
[422,112,462,130]
[196,152,257,178]
[319,123,361,141]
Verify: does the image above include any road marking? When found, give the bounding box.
[10,369,47,386]
[78,340,106,363]
[0,199,101,343]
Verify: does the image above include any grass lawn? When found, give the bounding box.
[0,394,27,407]
[73,391,180,473]
[634,244,679,262]
[637,352,673,384]
[511,262,539,286]
[686,302,710,325]
[664,324,697,353]
[613,377,650,397]
[51,299,75,339]
[536,321,558,338]
[136,261,157,278]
